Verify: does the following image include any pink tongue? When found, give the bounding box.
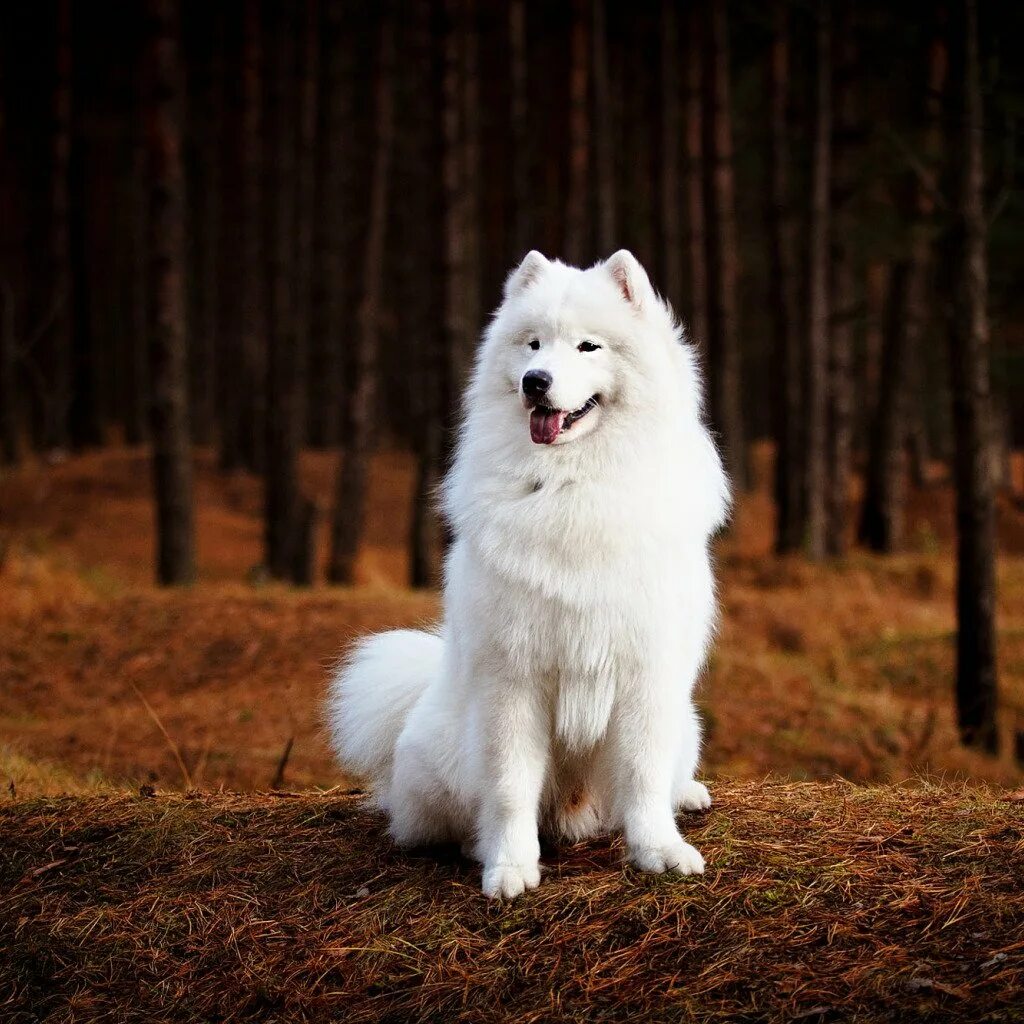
[530,408,562,445]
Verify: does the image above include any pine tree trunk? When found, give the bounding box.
[215,7,242,467]
[264,3,303,581]
[309,0,352,449]
[861,262,911,551]
[904,27,948,492]
[404,0,443,588]
[684,5,707,349]
[0,281,16,464]
[592,0,616,255]
[825,13,857,557]
[126,107,150,447]
[0,67,14,462]
[861,261,887,415]
[292,0,319,451]
[659,0,682,306]
[702,0,746,491]
[68,123,104,449]
[860,21,947,551]
[564,0,590,265]
[460,0,481,361]
[508,0,531,258]
[237,0,265,474]
[949,0,998,753]
[189,11,224,449]
[805,0,832,561]
[47,0,73,451]
[146,0,195,586]
[329,15,395,585]
[440,0,464,478]
[767,0,803,553]
[905,377,932,488]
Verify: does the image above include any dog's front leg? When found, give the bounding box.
[476,679,548,899]
[609,683,705,877]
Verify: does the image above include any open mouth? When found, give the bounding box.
[528,396,600,445]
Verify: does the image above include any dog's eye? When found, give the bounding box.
[577,340,601,353]
[529,338,540,350]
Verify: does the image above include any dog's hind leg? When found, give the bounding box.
[386,731,455,848]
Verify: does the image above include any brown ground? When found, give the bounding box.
[2,782,1022,1022]
[1,444,1024,795]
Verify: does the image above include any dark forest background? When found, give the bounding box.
[1,0,1022,754]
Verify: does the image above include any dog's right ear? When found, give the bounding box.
[604,249,652,312]
[504,250,549,299]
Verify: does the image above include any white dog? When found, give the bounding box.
[328,250,729,898]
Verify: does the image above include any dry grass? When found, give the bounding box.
[2,782,1023,1022]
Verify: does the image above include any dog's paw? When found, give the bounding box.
[675,780,712,812]
[628,839,705,876]
[481,860,541,899]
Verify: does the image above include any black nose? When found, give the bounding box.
[522,370,552,400]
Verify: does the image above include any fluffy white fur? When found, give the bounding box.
[328,249,730,899]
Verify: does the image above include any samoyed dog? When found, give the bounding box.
[328,249,729,898]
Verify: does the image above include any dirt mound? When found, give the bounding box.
[2,782,1022,1022]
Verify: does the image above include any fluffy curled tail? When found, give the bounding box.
[327,629,442,791]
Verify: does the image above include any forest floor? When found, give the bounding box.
[2,446,1024,1020]
[2,781,1023,1022]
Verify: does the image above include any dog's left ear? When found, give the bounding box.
[605,250,652,312]
[504,250,549,299]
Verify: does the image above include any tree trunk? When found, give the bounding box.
[592,0,616,255]
[292,0,319,451]
[188,10,224,449]
[47,0,73,451]
[860,26,947,551]
[404,0,443,588]
[767,0,803,554]
[309,0,352,449]
[702,0,746,491]
[804,0,832,561]
[949,0,998,753]
[659,0,682,307]
[216,6,242,467]
[684,5,707,350]
[564,0,590,265]
[146,0,195,586]
[861,262,911,551]
[329,15,395,585]
[0,58,14,463]
[508,0,531,259]
[264,3,305,581]
[68,122,103,449]
[439,0,464,480]
[825,14,858,557]
[0,281,16,464]
[460,0,481,361]
[125,101,150,447]
[237,0,265,473]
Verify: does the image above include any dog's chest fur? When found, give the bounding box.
[554,671,617,750]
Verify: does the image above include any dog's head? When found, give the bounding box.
[477,249,686,447]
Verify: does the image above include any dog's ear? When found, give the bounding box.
[504,250,549,299]
[605,250,651,312]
